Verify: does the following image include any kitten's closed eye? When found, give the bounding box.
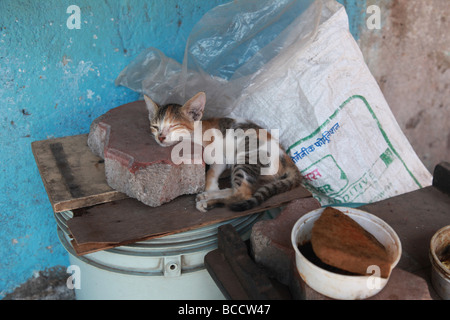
[145,92,206,147]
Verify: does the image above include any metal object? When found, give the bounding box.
[430,225,450,300]
[56,210,262,300]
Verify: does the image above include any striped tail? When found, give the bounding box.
[228,168,302,212]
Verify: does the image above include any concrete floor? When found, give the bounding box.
[2,266,75,300]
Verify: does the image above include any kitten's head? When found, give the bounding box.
[144,92,206,147]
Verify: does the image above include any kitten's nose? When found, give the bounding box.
[158,135,166,143]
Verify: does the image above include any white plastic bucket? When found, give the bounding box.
[55,210,263,300]
[291,207,401,300]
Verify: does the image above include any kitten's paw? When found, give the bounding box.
[196,198,225,212]
[196,191,213,202]
[196,192,207,202]
[195,199,209,212]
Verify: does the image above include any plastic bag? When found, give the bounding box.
[116,0,432,205]
[115,0,318,117]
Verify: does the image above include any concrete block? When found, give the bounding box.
[88,100,205,207]
[250,198,321,284]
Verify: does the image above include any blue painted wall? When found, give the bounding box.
[0,0,366,297]
[337,0,367,40]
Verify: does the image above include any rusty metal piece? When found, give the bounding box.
[433,162,450,194]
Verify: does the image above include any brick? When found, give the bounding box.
[311,207,393,278]
[250,198,321,284]
[87,100,205,207]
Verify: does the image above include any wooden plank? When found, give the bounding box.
[32,134,127,212]
[67,186,312,255]
[204,248,293,300]
[217,224,285,300]
[204,249,248,300]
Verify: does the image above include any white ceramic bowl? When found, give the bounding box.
[291,207,402,300]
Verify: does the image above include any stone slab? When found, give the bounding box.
[87,100,205,207]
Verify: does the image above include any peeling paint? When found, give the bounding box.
[87,89,95,99]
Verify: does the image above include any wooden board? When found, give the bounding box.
[32,134,128,212]
[67,186,312,255]
[32,133,312,255]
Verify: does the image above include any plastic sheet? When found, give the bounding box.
[116,0,316,118]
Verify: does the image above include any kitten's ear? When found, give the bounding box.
[144,95,159,119]
[182,92,206,121]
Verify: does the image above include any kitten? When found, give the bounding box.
[144,92,302,212]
